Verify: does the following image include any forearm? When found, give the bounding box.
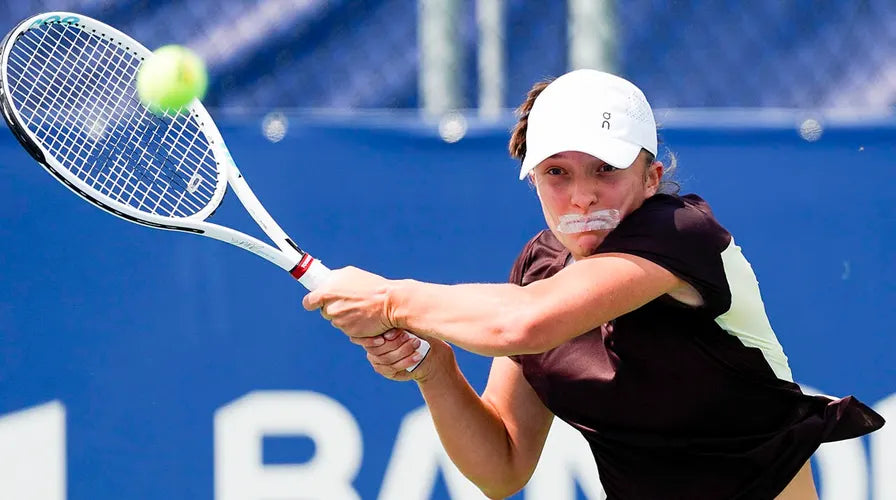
[386,255,679,356]
[416,347,532,498]
[387,280,541,356]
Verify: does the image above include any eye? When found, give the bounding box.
[596,164,619,174]
[545,166,565,176]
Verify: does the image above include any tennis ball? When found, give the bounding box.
[137,45,207,114]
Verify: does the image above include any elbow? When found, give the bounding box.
[455,454,531,499]
[483,286,560,356]
[481,485,525,500]
[491,309,554,356]
[476,470,530,499]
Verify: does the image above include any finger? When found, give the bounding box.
[392,351,425,372]
[360,330,408,348]
[302,292,322,311]
[368,353,412,381]
[370,336,422,366]
[316,304,335,322]
[368,354,402,379]
[349,335,386,348]
[352,333,409,356]
[364,337,412,356]
[335,325,379,338]
[370,350,422,375]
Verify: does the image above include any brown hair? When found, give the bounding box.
[508,78,679,195]
[508,79,552,162]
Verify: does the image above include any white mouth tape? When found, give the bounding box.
[557,209,621,233]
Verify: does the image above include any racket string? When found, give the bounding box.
[8,38,134,183]
[10,28,187,205]
[159,117,211,216]
[7,22,221,218]
[15,27,106,142]
[14,24,64,118]
[38,29,115,167]
[71,36,153,203]
[63,34,210,214]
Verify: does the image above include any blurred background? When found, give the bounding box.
[0,1,894,499]
[4,0,895,111]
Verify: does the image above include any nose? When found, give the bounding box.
[569,178,598,210]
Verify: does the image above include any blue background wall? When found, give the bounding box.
[1,113,894,499]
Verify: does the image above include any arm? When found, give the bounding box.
[422,352,553,498]
[352,333,553,499]
[386,253,682,356]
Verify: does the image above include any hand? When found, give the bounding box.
[302,266,394,338]
[351,329,449,382]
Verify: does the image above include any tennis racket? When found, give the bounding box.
[0,12,430,370]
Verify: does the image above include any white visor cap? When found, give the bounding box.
[519,69,658,180]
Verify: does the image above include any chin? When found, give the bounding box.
[573,232,605,256]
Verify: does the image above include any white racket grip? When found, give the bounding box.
[298,259,431,372]
[297,258,333,291]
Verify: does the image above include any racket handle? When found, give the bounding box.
[294,256,332,291]
[294,258,431,372]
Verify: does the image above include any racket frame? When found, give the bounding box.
[0,12,430,367]
[0,12,305,274]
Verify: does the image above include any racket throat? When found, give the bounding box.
[284,237,304,254]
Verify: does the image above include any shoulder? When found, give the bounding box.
[597,194,736,314]
[509,230,567,286]
[609,194,731,252]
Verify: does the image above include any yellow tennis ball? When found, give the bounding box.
[136,45,207,114]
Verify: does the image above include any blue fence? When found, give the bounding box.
[0,112,894,499]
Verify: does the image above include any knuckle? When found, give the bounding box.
[402,339,418,355]
[398,340,417,358]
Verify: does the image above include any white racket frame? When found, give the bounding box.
[0,12,430,369]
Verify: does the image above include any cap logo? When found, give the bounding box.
[601,111,611,130]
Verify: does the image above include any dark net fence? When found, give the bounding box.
[1,0,894,110]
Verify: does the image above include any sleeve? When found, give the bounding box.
[507,230,568,364]
[508,238,534,286]
[507,236,537,365]
[594,195,733,316]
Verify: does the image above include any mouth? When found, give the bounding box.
[557,209,621,234]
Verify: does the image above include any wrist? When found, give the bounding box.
[413,340,455,386]
[384,278,413,330]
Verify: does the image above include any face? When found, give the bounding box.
[532,150,662,260]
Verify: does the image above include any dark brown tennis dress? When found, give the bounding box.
[509,194,884,500]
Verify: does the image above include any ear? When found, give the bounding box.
[645,160,663,197]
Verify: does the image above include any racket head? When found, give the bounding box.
[0,12,229,231]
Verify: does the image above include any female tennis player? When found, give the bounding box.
[303,69,884,499]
